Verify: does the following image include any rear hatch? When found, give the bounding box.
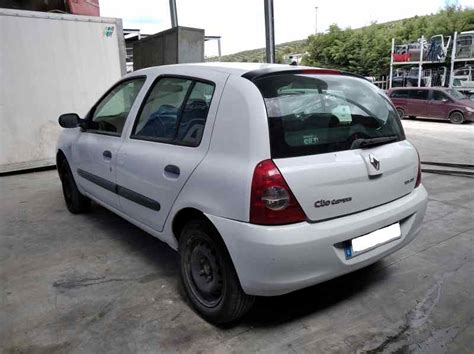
[253,71,419,221]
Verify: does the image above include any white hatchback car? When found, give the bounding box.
[57,63,428,324]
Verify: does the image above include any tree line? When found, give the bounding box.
[302,6,474,77]
[208,6,473,78]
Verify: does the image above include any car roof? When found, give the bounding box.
[130,62,317,77]
[390,87,446,91]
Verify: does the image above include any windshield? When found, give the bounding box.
[254,74,405,158]
[447,89,467,99]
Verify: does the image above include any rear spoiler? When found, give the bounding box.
[242,67,369,82]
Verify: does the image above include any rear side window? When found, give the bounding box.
[390,90,409,98]
[408,90,429,100]
[254,74,404,158]
[132,77,215,146]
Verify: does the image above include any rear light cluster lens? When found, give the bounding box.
[415,150,422,188]
[250,160,306,225]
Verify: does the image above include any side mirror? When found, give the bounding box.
[442,98,449,103]
[58,113,80,128]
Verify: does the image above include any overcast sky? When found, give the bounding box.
[100,0,471,57]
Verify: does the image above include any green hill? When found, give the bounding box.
[206,39,307,63]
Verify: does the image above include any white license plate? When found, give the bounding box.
[345,223,401,258]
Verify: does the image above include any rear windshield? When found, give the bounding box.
[254,74,405,158]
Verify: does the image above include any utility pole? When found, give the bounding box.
[389,38,394,89]
[315,6,318,35]
[449,32,457,88]
[417,36,424,87]
[264,0,275,63]
[169,0,178,28]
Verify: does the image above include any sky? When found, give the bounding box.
[100,0,472,57]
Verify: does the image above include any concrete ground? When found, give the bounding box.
[1,119,473,353]
[402,118,474,165]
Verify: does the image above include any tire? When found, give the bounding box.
[396,108,405,119]
[449,111,464,124]
[179,219,255,324]
[58,158,91,214]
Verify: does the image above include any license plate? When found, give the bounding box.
[344,223,401,259]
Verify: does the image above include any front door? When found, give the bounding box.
[427,90,451,120]
[73,78,146,209]
[115,72,225,233]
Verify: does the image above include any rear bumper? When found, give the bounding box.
[207,186,428,296]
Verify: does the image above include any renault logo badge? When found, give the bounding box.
[369,154,380,171]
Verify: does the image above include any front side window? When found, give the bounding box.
[447,89,466,100]
[132,77,215,146]
[408,90,429,100]
[89,78,145,135]
[432,90,449,101]
[254,74,404,158]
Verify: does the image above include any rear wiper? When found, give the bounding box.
[350,136,398,149]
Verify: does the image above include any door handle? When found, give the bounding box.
[164,164,180,177]
[103,150,112,159]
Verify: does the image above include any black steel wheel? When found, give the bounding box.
[449,111,464,124]
[58,158,91,214]
[179,219,255,324]
[184,235,224,307]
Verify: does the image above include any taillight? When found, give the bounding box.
[415,150,422,188]
[250,160,306,225]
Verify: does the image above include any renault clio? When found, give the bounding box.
[57,63,428,324]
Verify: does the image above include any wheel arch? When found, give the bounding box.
[172,207,215,245]
[171,207,235,256]
[448,109,464,118]
[395,106,406,117]
[56,149,67,165]
[56,149,67,177]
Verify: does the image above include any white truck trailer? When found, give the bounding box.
[0,8,126,173]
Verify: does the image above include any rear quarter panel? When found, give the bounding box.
[164,75,271,245]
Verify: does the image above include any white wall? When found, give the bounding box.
[0,9,125,172]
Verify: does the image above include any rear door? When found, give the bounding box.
[72,78,145,209]
[253,73,418,222]
[115,70,226,232]
[427,90,451,120]
[389,89,409,114]
[407,89,429,117]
